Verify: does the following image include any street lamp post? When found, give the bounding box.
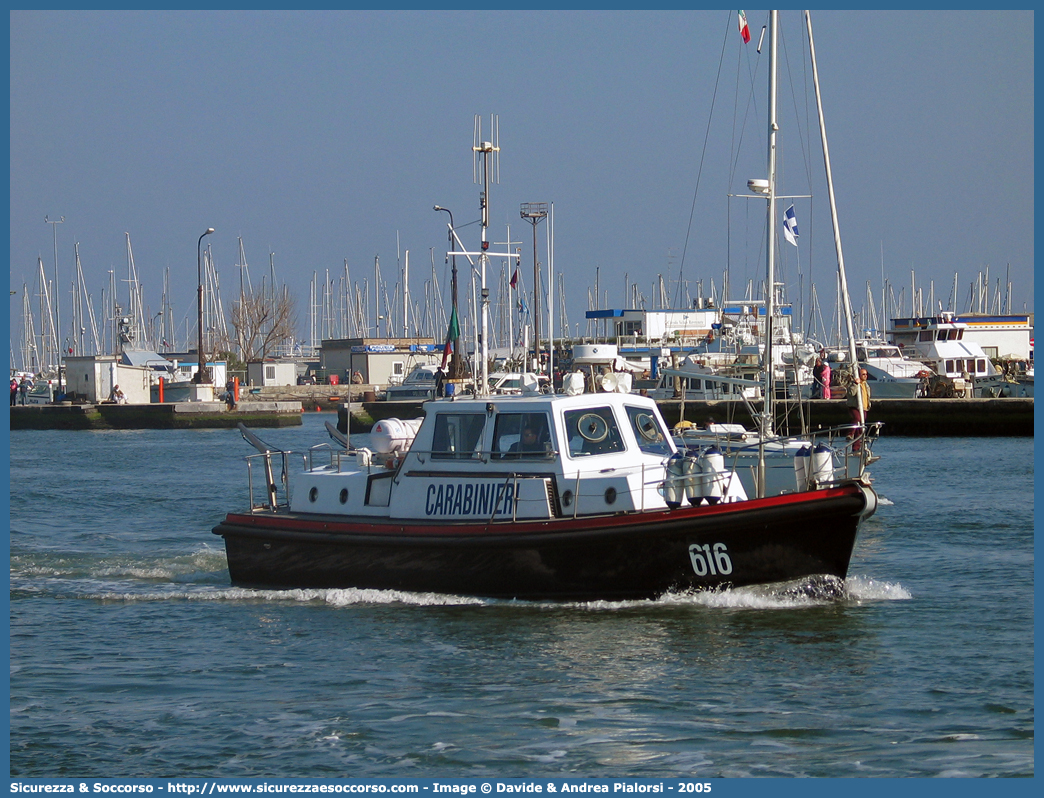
[433,205,462,378]
[193,228,215,384]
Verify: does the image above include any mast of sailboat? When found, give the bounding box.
[805,11,862,415]
[403,248,410,339]
[756,9,781,498]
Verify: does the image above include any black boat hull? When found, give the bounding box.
[213,482,876,600]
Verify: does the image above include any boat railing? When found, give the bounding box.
[244,449,294,512]
[676,420,882,486]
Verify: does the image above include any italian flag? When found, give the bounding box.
[441,305,461,369]
[738,10,751,43]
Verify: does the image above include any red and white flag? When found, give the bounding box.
[738,10,750,43]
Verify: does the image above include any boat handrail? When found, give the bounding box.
[244,449,297,512]
[675,420,881,480]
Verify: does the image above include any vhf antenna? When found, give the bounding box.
[473,113,500,233]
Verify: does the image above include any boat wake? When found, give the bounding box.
[13,543,910,609]
[633,573,911,610]
[65,585,487,606]
[10,545,230,589]
[24,576,912,609]
[687,574,910,608]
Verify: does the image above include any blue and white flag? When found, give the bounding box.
[783,204,799,246]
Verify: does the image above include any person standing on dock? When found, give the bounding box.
[18,376,30,405]
[847,369,871,451]
[10,378,18,406]
[812,355,832,399]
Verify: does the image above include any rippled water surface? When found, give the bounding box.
[8,415,1034,777]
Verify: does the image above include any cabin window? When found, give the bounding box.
[564,406,625,458]
[493,412,553,459]
[919,331,933,342]
[265,365,276,380]
[431,413,486,460]
[977,359,986,374]
[946,360,955,373]
[625,406,672,456]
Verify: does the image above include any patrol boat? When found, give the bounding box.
[212,384,877,599]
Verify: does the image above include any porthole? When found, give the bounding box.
[635,412,659,441]
[561,489,573,507]
[339,488,349,504]
[577,413,609,443]
[308,486,318,503]
[604,486,617,505]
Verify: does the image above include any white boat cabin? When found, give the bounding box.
[889,315,1000,381]
[287,393,746,523]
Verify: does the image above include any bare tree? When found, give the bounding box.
[231,285,297,362]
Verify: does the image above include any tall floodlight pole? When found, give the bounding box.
[193,228,215,383]
[520,203,547,373]
[433,205,463,378]
[45,216,64,396]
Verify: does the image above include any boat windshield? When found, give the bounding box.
[625,405,672,455]
[431,413,486,460]
[563,406,625,458]
[492,412,553,459]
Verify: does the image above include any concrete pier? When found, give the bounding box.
[339,396,1033,437]
[9,401,303,430]
[655,397,1033,437]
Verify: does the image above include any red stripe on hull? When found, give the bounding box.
[213,483,874,600]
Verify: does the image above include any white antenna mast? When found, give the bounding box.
[449,114,517,394]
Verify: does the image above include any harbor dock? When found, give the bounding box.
[340,396,1034,437]
[9,401,303,430]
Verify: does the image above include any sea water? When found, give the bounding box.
[8,414,1034,778]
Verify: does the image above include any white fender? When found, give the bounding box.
[699,446,726,504]
[811,443,833,487]
[683,455,702,503]
[664,452,686,508]
[794,445,812,491]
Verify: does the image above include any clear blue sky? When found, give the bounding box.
[8,8,1034,356]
